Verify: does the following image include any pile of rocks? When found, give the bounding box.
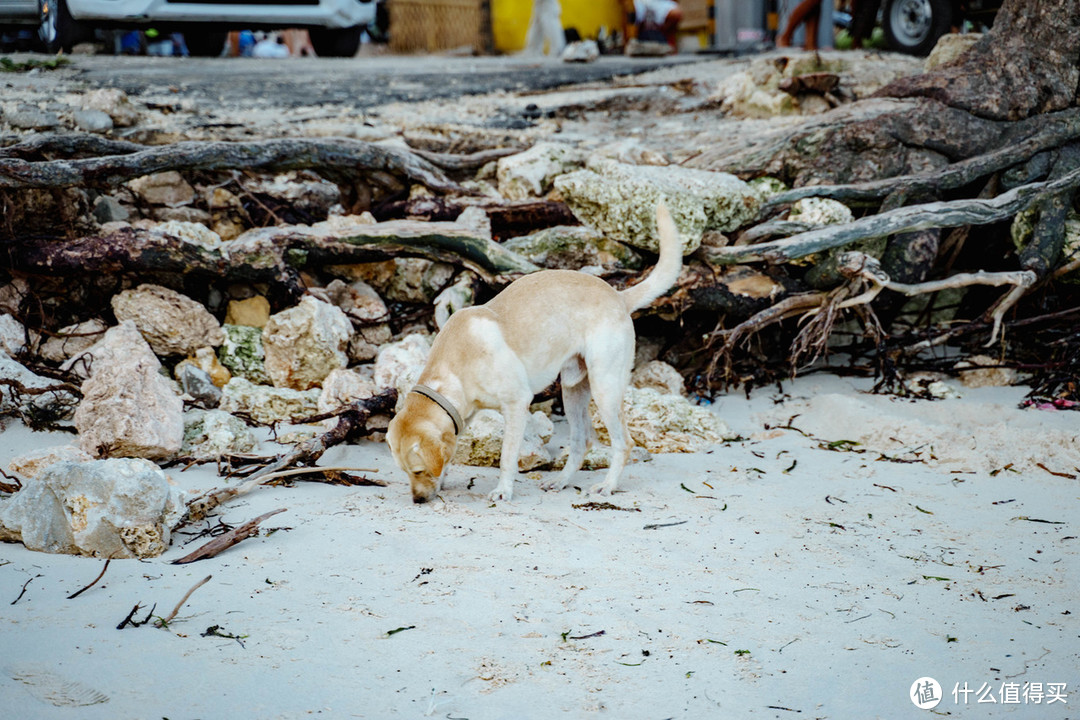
[1,140,754,558]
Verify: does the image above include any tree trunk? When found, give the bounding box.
[875,0,1080,121]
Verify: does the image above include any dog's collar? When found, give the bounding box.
[410,384,463,435]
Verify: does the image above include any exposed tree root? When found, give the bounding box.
[0,136,464,194]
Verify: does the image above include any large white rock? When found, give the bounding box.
[502,225,643,273]
[262,296,351,390]
[8,445,93,479]
[155,220,223,248]
[73,322,184,460]
[318,368,376,413]
[318,368,378,430]
[126,171,195,206]
[497,142,584,201]
[81,88,142,127]
[380,259,457,303]
[0,313,26,356]
[217,324,270,385]
[592,387,736,453]
[453,409,554,471]
[111,283,224,356]
[373,333,431,406]
[631,360,686,396]
[181,409,257,460]
[925,33,981,70]
[0,458,186,558]
[219,377,320,425]
[433,275,476,329]
[38,319,108,364]
[317,279,392,362]
[243,171,341,216]
[789,197,853,226]
[554,158,759,253]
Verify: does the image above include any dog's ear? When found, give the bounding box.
[403,442,424,473]
[419,439,448,479]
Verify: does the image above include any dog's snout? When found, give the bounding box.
[412,493,430,504]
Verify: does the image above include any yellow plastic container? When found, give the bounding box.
[491,0,624,53]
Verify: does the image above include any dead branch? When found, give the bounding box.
[172,509,285,565]
[410,146,521,172]
[0,468,21,494]
[185,389,397,521]
[0,133,146,160]
[0,377,83,399]
[67,558,112,600]
[0,137,464,194]
[709,166,1080,265]
[726,292,830,346]
[837,252,1037,344]
[2,221,538,297]
[155,574,213,625]
[257,466,386,487]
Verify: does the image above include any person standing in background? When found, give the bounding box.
[777,0,822,49]
[523,0,566,56]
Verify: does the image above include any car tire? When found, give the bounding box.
[882,0,953,56]
[38,0,86,54]
[185,30,228,57]
[309,26,362,57]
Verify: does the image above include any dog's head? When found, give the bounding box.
[387,394,457,504]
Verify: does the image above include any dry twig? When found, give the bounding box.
[67,558,112,600]
[171,509,286,565]
[156,574,213,627]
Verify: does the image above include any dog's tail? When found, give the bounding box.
[619,201,684,313]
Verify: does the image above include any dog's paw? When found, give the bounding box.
[488,486,514,502]
[539,479,567,492]
[587,482,615,497]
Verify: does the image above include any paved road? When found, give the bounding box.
[45,53,704,109]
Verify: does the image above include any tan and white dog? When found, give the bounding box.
[387,203,683,503]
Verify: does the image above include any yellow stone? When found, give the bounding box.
[224,295,271,328]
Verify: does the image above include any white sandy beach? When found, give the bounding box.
[1,372,1077,719]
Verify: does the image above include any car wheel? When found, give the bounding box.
[38,0,86,53]
[185,30,227,57]
[309,26,362,57]
[882,0,952,56]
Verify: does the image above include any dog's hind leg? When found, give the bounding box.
[586,361,632,497]
[542,359,592,492]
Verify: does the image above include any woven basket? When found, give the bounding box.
[389,0,487,53]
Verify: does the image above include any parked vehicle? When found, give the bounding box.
[0,0,36,32]
[868,0,1003,56]
[3,0,380,56]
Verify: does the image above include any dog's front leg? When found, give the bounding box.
[489,400,528,502]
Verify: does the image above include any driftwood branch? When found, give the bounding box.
[0,133,147,160]
[760,107,1080,211]
[0,137,464,194]
[2,221,539,296]
[155,574,213,625]
[172,509,286,565]
[185,389,397,521]
[709,166,1080,265]
[66,558,111,600]
[410,146,521,172]
[836,252,1036,343]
